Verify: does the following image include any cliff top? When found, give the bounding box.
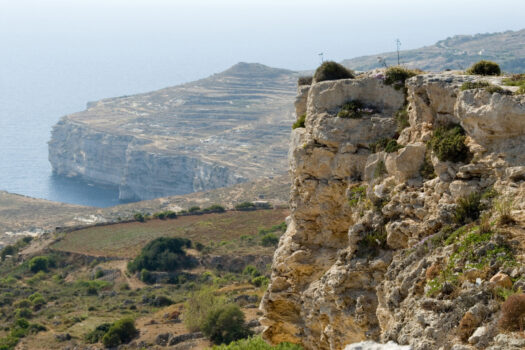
[57,62,298,179]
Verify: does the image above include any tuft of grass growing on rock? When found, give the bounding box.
[356,228,387,258]
[348,185,367,207]
[454,193,482,225]
[337,100,376,119]
[384,66,418,90]
[313,61,354,83]
[395,106,410,132]
[503,74,525,95]
[297,76,313,86]
[292,114,306,129]
[466,60,501,76]
[461,81,512,95]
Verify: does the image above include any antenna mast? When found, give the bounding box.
[396,39,401,65]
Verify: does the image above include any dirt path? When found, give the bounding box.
[102,260,146,290]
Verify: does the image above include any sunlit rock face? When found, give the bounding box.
[261,71,525,350]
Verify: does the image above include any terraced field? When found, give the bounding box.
[52,209,288,258]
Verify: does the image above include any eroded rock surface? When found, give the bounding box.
[261,71,525,350]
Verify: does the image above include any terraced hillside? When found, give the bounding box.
[49,63,298,201]
[342,28,525,72]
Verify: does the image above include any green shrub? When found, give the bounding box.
[165,210,177,219]
[202,304,252,345]
[14,308,32,319]
[395,107,410,132]
[466,60,501,76]
[101,318,138,348]
[242,265,260,278]
[384,66,417,89]
[420,150,436,180]
[429,124,470,163]
[203,205,226,213]
[348,185,367,207]
[14,299,31,308]
[153,212,166,220]
[189,206,201,213]
[369,138,402,153]
[1,246,16,261]
[337,100,376,119]
[297,76,313,86]
[133,213,145,222]
[128,237,193,273]
[235,202,256,211]
[313,61,354,83]
[210,336,303,350]
[184,289,226,332]
[31,296,46,309]
[261,233,279,247]
[454,193,482,225]
[251,276,269,288]
[292,114,306,129]
[28,256,49,273]
[85,323,111,343]
[373,160,387,179]
[356,229,387,258]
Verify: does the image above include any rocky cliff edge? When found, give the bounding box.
[261,71,525,350]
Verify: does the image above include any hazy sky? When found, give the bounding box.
[1,0,524,81]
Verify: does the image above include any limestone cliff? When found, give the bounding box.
[49,63,297,200]
[261,71,525,350]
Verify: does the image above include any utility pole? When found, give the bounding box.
[319,52,324,64]
[396,39,401,65]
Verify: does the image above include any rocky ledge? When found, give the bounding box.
[261,70,525,350]
[49,63,297,200]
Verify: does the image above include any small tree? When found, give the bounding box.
[28,256,49,273]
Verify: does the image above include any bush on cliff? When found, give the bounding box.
[466,60,501,76]
[429,124,470,163]
[292,114,306,129]
[297,76,313,86]
[313,61,354,83]
[384,66,417,89]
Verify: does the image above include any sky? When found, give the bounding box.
[1,0,524,84]
[0,0,524,204]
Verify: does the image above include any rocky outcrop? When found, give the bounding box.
[261,71,525,350]
[49,63,297,200]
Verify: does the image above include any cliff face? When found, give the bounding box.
[261,72,525,350]
[49,63,297,200]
